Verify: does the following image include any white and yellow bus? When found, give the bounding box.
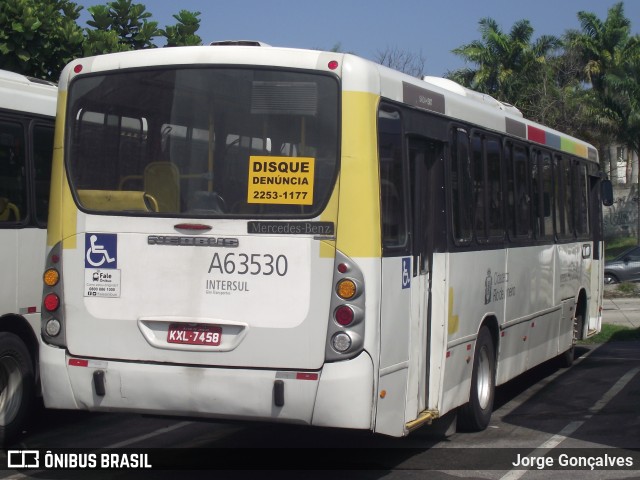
[0,69,56,444]
[40,44,611,436]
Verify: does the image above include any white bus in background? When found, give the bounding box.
[0,69,57,444]
[40,44,611,437]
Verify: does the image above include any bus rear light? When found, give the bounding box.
[328,60,339,70]
[45,318,61,336]
[68,358,89,367]
[43,268,60,287]
[174,223,212,231]
[44,293,60,311]
[336,279,357,299]
[42,242,66,347]
[325,250,365,362]
[331,332,352,353]
[334,305,355,326]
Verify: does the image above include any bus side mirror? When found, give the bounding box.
[601,179,614,207]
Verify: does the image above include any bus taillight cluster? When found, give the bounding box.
[42,243,66,344]
[325,252,366,360]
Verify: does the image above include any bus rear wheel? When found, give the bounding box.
[0,332,34,446]
[557,313,582,368]
[457,326,496,432]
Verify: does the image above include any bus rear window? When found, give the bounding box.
[66,68,339,218]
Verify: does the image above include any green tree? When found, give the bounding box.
[568,3,640,215]
[160,10,202,47]
[568,3,640,154]
[0,0,202,80]
[568,2,632,93]
[0,0,85,80]
[522,46,590,135]
[84,1,201,54]
[447,18,561,118]
[85,0,159,52]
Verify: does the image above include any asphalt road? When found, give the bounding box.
[2,337,639,480]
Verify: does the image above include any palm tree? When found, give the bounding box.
[568,2,640,241]
[447,18,561,116]
[568,2,632,93]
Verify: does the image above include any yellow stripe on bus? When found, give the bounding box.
[448,287,459,335]
[319,179,339,258]
[47,90,77,249]
[336,91,381,258]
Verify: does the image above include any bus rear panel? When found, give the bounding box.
[40,50,379,430]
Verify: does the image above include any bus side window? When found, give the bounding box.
[0,120,26,222]
[471,133,486,241]
[33,124,54,226]
[486,136,504,240]
[378,107,408,254]
[541,151,554,239]
[555,155,575,238]
[506,141,532,239]
[451,128,473,244]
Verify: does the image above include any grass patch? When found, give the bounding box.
[579,323,640,344]
[616,282,638,296]
[605,237,637,261]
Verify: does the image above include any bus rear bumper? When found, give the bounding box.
[40,343,374,429]
[40,344,80,410]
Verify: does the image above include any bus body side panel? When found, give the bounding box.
[0,230,18,315]
[589,241,604,334]
[428,252,448,413]
[376,256,412,436]
[556,242,583,345]
[441,244,567,414]
[556,242,582,303]
[440,249,506,414]
[16,229,48,316]
[498,245,557,385]
[311,351,375,429]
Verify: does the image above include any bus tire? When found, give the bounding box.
[557,344,575,368]
[557,313,582,368]
[0,332,34,446]
[457,326,495,432]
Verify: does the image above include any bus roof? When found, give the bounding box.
[0,69,57,118]
[376,64,599,163]
[58,44,598,162]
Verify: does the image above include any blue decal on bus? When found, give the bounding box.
[85,233,118,269]
[402,257,411,289]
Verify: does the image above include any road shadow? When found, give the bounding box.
[499,339,640,449]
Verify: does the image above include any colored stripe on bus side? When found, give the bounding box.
[506,118,594,161]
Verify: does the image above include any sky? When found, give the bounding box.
[72,0,640,77]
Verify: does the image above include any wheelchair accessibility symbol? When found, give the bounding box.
[85,233,117,269]
[401,257,411,289]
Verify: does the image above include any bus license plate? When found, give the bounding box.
[167,323,222,346]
